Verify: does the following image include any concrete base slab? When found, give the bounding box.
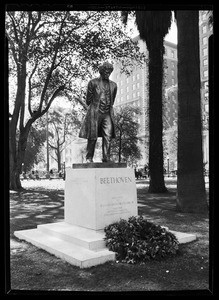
[14,222,115,268]
[169,230,196,244]
[14,221,196,269]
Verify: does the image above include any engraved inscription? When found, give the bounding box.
[100,176,132,184]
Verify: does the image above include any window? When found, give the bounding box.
[137,82,140,88]
[133,84,136,90]
[121,96,123,102]
[121,88,123,94]
[172,95,175,101]
[172,78,175,85]
[202,25,207,34]
[203,70,208,78]
[133,92,136,98]
[202,12,207,21]
[204,81,208,90]
[202,36,208,45]
[137,91,140,97]
[203,58,208,66]
[126,86,129,92]
[126,77,129,83]
[171,50,174,58]
[203,47,208,56]
[171,70,175,76]
[171,62,175,68]
[127,95,129,100]
[133,75,136,81]
[137,73,140,80]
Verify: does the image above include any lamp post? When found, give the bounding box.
[63,161,65,180]
[167,155,170,177]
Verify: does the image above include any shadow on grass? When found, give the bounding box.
[10,187,64,237]
[9,182,210,292]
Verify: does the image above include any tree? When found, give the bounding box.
[23,121,47,173]
[175,11,208,213]
[163,123,177,172]
[6,10,145,190]
[122,11,172,192]
[48,105,80,171]
[110,105,142,164]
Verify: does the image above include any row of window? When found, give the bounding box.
[164,48,176,59]
[116,73,140,82]
[116,94,141,103]
[118,82,141,94]
[164,78,176,85]
[203,70,208,78]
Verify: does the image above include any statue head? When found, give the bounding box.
[99,62,114,80]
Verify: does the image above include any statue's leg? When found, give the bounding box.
[101,113,113,162]
[86,139,97,162]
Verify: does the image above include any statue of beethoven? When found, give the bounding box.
[79,62,117,163]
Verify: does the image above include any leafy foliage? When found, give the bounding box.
[48,104,80,170]
[23,121,47,172]
[7,10,146,189]
[104,216,179,264]
[110,105,142,164]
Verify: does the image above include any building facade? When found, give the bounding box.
[111,38,178,167]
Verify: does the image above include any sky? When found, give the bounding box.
[165,20,177,44]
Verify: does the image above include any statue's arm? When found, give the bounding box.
[113,83,118,104]
[86,80,94,106]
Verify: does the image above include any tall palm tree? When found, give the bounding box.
[175,10,208,212]
[122,11,172,192]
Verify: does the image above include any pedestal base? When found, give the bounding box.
[14,222,115,268]
[64,166,138,230]
[13,164,196,269]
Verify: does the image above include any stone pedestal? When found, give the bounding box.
[65,164,138,230]
[14,163,138,268]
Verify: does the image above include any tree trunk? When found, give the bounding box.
[148,44,167,193]
[118,131,122,163]
[9,69,27,190]
[176,11,208,213]
[57,148,61,171]
[10,118,31,190]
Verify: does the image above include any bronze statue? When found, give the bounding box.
[79,62,117,163]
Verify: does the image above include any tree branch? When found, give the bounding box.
[38,12,68,112]
[28,61,39,116]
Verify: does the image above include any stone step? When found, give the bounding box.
[14,228,115,269]
[169,230,196,244]
[37,222,106,251]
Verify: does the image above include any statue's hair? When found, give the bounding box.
[99,61,114,73]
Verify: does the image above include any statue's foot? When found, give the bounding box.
[102,158,114,163]
[86,158,93,163]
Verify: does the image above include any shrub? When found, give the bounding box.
[104,216,179,264]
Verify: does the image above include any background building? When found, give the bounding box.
[111,38,178,167]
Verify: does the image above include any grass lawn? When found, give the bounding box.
[8,177,211,294]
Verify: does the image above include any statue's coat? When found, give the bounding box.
[79,77,117,140]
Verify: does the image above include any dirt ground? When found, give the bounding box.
[7,178,212,295]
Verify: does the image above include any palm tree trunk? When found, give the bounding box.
[176,10,208,213]
[148,44,167,193]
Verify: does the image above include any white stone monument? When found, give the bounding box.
[14,163,138,268]
[65,164,138,230]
